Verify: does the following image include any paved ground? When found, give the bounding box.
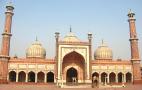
[0,84,142,90]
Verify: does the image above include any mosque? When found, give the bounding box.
[0,3,142,85]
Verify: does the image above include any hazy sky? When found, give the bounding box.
[0,0,142,60]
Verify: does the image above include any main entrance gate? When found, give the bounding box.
[62,51,85,83]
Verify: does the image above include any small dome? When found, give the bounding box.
[62,27,80,42]
[94,41,113,60]
[26,40,46,59]
[63,32,80,42]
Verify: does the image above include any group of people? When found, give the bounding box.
[72,77,77,84]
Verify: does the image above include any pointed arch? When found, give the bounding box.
[92,72,99,78]
[63,51,85,63]
[62,51,85,82]
[109,72,116,83]
[101,72,107,83]
[47,72,54,82]
[37,71,44,83]
[126,72,132,83]
[92,72,99,84]
[62,50,86,61]
[18,71,26,82]
[28,71,35,82]
[118,72,123,83]
[9,71,16,82]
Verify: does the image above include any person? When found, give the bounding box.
[92,76,98,88]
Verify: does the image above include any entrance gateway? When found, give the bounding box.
[62,51,85,83]
[55,30,93,84]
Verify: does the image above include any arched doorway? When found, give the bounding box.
[101,72,107,84]
[92,72,99,78]
[62,51,85,83]
[28,71,35,82]
[9,71,16,82]
[92,72,99,86]
[118,72,123,83]
[126,72,132,83]
[37,72,44,83]
[18,71,26,82]
[92,72,99,81]
[47,72,54,82]
[109,72,116,83]
[66,67,78,82]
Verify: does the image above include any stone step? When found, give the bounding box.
[63,85,91,88]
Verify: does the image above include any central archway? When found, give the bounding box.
[62,51,85,83]
[66,67,78,82]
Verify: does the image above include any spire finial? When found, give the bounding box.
[128,9,132,14]
[101,39,106,46]
[36,36,38,41]
[70,25,72,32]
[14,54,18,58]
[8,0,12,4]
[102,39,104,44]
[7,0,13,7]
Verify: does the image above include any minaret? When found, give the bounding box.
[128,10,141,83]
[88,32,92,80]
[1,2,14,56]
[0,3,14,84]
[55,32,60,81]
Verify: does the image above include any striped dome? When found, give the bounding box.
[94,41,113,60]
[26,40,46,59]
[62,27,80,42]
[63,32,80,42]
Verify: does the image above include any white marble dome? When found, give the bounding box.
[94,41,113,60]
[63,29,80,42]
[63,32,80,42]
[26,40,46,59]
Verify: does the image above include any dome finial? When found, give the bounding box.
[8,0,13,5]
[14,54,18,58]
[128,9,132,15]
[129,9,132,13]
[102,39,104,45]
[70,25,72,32]
[35,36,38,41]
[101,39,106,46]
